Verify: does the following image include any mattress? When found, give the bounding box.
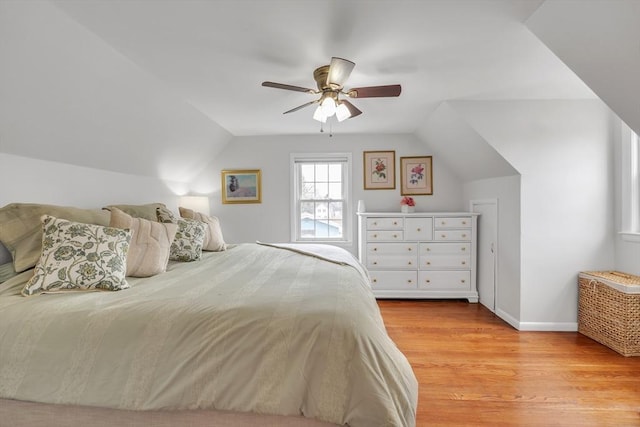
[0,243,417,426]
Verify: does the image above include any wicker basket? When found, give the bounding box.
[578,271,640,357]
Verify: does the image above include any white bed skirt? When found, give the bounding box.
[0,399,341,427]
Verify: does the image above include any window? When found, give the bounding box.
[291,153,351,243]
[621,124,640,241]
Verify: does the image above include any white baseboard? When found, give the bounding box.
[495,308,519,329]
[495,308,578,331]
[517,322,578,332]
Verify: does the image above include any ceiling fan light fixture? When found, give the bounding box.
[320,96,337,117]
[335,102,352,122]
[313,105,328,123]
[261,57,401,125]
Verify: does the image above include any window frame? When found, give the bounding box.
[620,124,640,242]
[290,152,352,244]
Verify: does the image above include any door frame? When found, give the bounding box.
[470,198,499,312]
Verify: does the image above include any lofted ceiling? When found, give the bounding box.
[51,0,596,137]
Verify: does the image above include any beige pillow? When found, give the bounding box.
[0,203,110,273]
[103,203,167,221]
[0,262,17,284]
[109,207,177,277]
[179,207,227,252]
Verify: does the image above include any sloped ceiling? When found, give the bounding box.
[0,0,232,182]
[50,0,595,136]
[526,0,640,137]
[415,102,518,182]
[1,0,620,183]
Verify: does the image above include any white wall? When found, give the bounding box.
[0,153,186,264]
[617,239,640,277]
[464,175,521,326]
[190,133,464,254]
[612,119,640,276]
[452,99,615,330]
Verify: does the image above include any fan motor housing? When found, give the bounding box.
[313,65,340,91]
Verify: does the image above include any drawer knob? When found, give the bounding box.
[373,234,378,238]
[408,247,412,251]
[425,279,431,284]
[373,261,378,265]
[373,279,377,283]
[426,247,431,251]
[461,279,466,283]
[461,261,466,265]
[417,228,421,232]
[462,234,467,238]
[441,234,446,238]
[462,221,467,225]
[393,234,398,238]
[373,247,378,251]
[461,247,466,251]
[407,279,412,283]
[408,261,412,265]
[426,261,431,265]
[441,221,446,225]
[373,222,378,226]
[393,221,398,225]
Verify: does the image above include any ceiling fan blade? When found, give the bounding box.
[347,84,402,98]
[327,57,355,87]
[339,99,362,120]
[262,81,317,94]
[283,100,319,114]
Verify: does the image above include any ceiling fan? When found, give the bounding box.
[262,57,401,123]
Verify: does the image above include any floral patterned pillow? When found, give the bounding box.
[22,215,132,296]
[169,218,206,262]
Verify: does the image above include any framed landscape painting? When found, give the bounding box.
[363,151,396,190]
[221,169,262,204]
[400,156,433,195]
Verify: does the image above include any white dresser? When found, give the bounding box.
[357,212,479,302]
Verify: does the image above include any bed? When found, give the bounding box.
[0,204,418,427]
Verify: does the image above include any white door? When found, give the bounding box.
[470,199,498,312]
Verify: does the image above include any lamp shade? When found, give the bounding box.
[336,102,351,122]
[313,105,328,123]
[179,196,210,216]
[320,96,337,117]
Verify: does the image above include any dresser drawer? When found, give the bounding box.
[435,216,472,229]
[367,230,404,241]
[434,230,471,241]
[404,217,433,240]
[368,254,418,269]
[368,243,417,255]
[420,242,470,255]
[370,271,418,290]
[418,271,471,290]
[420,255,471,269]
[366,217,403,230]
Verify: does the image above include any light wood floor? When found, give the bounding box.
[377,299,640,427]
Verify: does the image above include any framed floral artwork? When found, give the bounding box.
[363,151,396,190]
[221,169,262,204]
[400,156,433,195]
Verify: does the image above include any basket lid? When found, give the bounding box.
[580,271,640,294]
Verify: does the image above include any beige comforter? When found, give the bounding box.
[0,243,417,427]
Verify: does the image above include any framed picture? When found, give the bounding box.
[363,151,396,190]
[221,169,262,204]
[400,156,433,195]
